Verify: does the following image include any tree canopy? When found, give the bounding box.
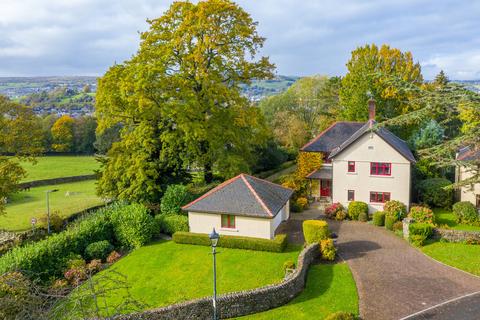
[95,0,274,202]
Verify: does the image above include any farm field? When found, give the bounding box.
[65,241,302,316]
[19,156,99,182]
[1,180,103,231]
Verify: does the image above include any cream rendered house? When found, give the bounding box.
[182,174,293,239]
[302,100,415,213]
[456,147,480,209]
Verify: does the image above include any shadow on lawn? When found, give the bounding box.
[287,264,334,305]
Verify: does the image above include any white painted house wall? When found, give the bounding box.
[458,165,480,207]
[188,201,290,239]
[331,133,411,213]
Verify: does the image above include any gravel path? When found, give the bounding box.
[329,220,480,320]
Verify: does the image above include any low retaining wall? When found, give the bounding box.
[0,229,47,255]
[115,243,320,320]
[433,228,480,243]
[18,174,96,189]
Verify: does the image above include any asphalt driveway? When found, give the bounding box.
[328,220,480,320]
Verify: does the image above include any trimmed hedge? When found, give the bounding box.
[85,240,113,261]
[348,201,368,220]
[453,201,479,224]
[110,203,155,249]
[303,220,329,244]
[418,178,453,208]
[172,232,288,252]
[372,211,385,226]
[155,214,189,235]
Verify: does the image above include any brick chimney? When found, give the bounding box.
[368,98,376,121]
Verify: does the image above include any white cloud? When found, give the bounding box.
[0,0,478,79]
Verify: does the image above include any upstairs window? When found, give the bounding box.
[370,191,391,203]
[370,162,391,176]
[348,161,355,172]
[221,214,236,229]
[348,190,355,201]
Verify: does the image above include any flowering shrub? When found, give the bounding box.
[320,239,336,261]
[86,259,102,273]
[106,251,121,264]
[64,267,87,286]
[347,201,368,220]
[335,209,347,221]
[325,203,344,219]
[296,197,309,210]
[408,206,435,224]
[384,200,407,221]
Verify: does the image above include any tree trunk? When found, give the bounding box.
[204,162,214,184]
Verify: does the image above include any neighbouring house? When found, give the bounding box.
[301,100,415,213]
[182,173,293,239]
[455,146,480,209]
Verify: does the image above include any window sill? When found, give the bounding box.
[346,172,357,175]
[369,175,393,178]
[220,228,239,232]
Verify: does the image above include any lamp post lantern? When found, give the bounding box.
[209,228,220,320]
[46,189,59,234]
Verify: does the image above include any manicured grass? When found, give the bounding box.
[434,208,480,232]
[18,156,99,182]
[237,263,358,320]
[1,180,103,231]
[72,241,301,315]
[422,241,480,276]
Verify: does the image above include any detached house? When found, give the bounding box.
[301,100,415,213]
[456,147,480,209]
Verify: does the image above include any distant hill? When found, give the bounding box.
[240,75,300,102]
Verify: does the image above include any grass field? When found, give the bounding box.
[19,156,99,182]
[422,241,480,276]
[1,180,103,231]
[434,208,480,232]
[69,241,302,316]
[237,263,358,320]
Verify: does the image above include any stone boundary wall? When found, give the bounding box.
[0,229,47,255]
[115,243,320,320]
[18,174,96,189]
[433,228,480,243]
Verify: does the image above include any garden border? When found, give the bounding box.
[114,243,320,320]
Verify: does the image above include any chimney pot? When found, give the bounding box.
[368,98,376,122]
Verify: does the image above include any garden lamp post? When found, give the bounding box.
[46,189,59,234]
[209,228,220,320]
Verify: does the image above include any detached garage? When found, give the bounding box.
[182,174,293,240]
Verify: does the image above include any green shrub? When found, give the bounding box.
[172,232,288,252]
[384,200,407,221]
[348,201,368,220]
[418,178,453,208]
[160,184,193,215]
[335,210,347,221]
[283,259,295,271]
[85,240,113,261]
[385,215,396,231]
[410,234,427,247]
[453,201,479,224]
[0,208,113,279]
[320,239,336,261]
[324,311,356,320]
[393,221,403,232]
[409,223,434,238]
[155,214,189,235]
[110,203,155,249]
[372,211,385,226]
[408,206,435,224]
[303,220,329,244]
[358,211,368,222]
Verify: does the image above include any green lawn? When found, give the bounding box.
[422,241,480,276]
[434,208,480,232]
[1,180,103,231]
[237,263,358,320]
[69,241,302,316]
[19,156,99,182]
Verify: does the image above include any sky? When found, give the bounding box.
[0,0,479,80]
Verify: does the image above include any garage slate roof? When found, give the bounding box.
[306,166,333,179]
[301,122,365,152]
[182,174,293,218]
[328,120,416,163]
[457,146,480,161]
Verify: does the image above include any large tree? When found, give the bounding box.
[0,96,43,213]
[51,115,75,152]
[340,44,423,121]
[95,0,273,202]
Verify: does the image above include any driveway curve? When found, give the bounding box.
[329,220,480,320]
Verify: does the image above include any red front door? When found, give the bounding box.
[320,179,331,197]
